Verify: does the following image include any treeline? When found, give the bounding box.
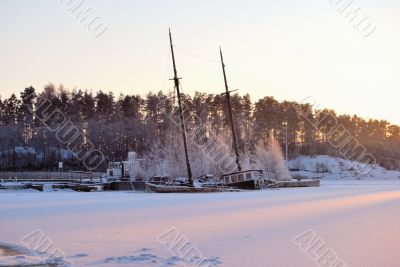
[0,83,399,172]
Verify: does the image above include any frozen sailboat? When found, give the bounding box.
[218,48,273,190]
[146,30,229,193]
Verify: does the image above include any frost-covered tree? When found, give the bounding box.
[254,136,290,181]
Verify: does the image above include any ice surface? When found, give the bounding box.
[1,180,400,266]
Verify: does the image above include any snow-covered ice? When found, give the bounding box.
[1,180,400,266]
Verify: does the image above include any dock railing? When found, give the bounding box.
[0,171,103,182]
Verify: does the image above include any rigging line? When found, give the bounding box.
[174,45,219,64]
[174,80,189,110]
[178,80,188,97]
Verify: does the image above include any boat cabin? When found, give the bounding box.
[106,161,130,180]
[221,170,274,190]
[107,162,122,179]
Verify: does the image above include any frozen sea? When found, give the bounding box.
[1,180,400,266]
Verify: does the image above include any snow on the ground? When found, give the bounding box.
[288,155,400,180]
[1,180,400,266]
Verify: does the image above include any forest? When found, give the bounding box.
[0,83,399,174]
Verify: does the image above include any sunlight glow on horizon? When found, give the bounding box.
[0,0,399,124]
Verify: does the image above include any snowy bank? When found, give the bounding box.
[289,155,400,180]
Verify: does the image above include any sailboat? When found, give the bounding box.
[146,30,274,192]
[218,48,274,190]
[216,49,320,189]
[145,30,232,193]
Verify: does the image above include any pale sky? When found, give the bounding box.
[1,0,399,123]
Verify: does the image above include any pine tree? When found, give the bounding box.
[3,93,21,126]
[20,86,36,144]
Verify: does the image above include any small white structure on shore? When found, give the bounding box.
[106,152,139,180]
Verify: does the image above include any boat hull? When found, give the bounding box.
[146,183,235,193]
[225,179,263,190]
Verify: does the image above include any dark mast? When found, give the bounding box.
[169,29,193,185]
[220,47,242,172]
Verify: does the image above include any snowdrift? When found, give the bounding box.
[288,155,400,180]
